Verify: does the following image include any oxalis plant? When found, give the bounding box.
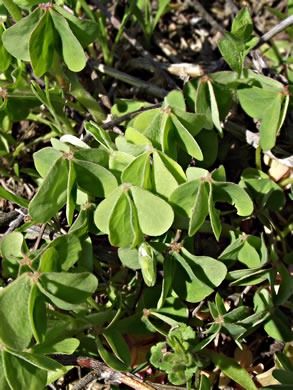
[0,3,293,390]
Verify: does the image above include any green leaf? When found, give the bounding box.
[73,159,117,197]
[48,233,82,271]
[0,273,33,350]
[171,108,210,136]
[199,374,211,390]
[0,25,12,72]
[121,152,152,189]
[103,329,131,366]
[66,160,76,226]
[109,150,135,172]
[5,350,63,372]
[115,136,147,157]
[171,113,203,160]
[218,35,243,74]
[0,186,29,208]
[219,236,244,265]
[195,130,219,168]
[237,86,282,151]
[231,7,253,38]
[157,254,177,309]
[152,151,186,199]
[223,306,250,323]
[208,351,257,390]
[73,148,108,166]
[13,0,43,6]
[0,354,10,390]
[2,350,47,390]
[109,192,136,247]
[169,179,202,217]
[96,335,130,372]
[29,284,47,344]
[32,338,80,355]
[130,186,174,236]
[94,186,124,234]
[38,272,98,309]
[161,112,177,158]
[189,181,209,236]
[264,309,292,342]
[29,156,69,223]
[207,80,222,135]
[112,99,146,120]
[49,9,86,72]
[240,168,285,211]
[51,138,71,153]
[229,268,271,287]
[238,240,260,268]
[186,167,209,181]
[133,108,162,148]
[85,121,113,150]
[33,147,62,178]
[275,352,293,371]
[53,5,99,48]
[213,181,254,216]
[274,263,293,306]
[2,7,42,61]
[118,247,140,269]
[164,90,186,110]
[172,250,227,302]
[208,183,222,240]
[243,69,284,92]
[0,231,24,259]
[194,328,220,352]
[273,369,293,385]
[152,0,172,34]
[60,134,90,149]
[158,297,188,322]
[29,11,55,77]
[138,242,157,287]
[125,126,152,146]
[215,292,227,315]
[194,78,213,127]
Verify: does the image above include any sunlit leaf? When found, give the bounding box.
[0,274,33,350]
[50,9,86,72]
[2,350,47,390]
[29,11,55,77]
[130,186,174,236]
[207,351,257,390]
[29,157,69,223]
[2,7,42,61]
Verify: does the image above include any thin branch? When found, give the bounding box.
[72,372,100,390]
[51,355,186,390]
[0,210,19,227]
[89,61,168,99]
[103,103,162,130]
[0,208,27,241]
[83,102,161,143]
[33,223,47,251]
[253,14,293,50]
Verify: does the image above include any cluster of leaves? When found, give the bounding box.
[0,2,292,390]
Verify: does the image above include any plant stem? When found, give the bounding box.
[2,0,22,21]
[255,145,262,171]
[279,177,293,187]
[90,60,168,99]
[64,70,106,123]
[79,0,96,21]
[253,14,293,50]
